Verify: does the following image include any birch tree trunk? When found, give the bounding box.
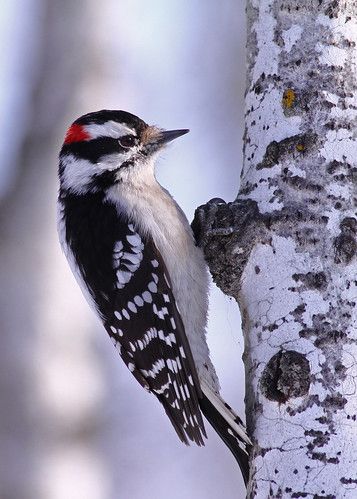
[199,1,357,497]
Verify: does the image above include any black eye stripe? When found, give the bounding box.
[61,137,133,163]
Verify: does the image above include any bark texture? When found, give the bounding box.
[199,1,357,497]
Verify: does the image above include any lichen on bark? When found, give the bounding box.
[197,0,357,497]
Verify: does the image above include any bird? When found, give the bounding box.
[57,109,251,484]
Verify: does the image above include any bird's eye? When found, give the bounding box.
[119,135,136,148]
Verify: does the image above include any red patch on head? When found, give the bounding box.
[64,124,91,144]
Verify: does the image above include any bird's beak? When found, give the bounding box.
[157,129,190,145]
[142,127,189,155]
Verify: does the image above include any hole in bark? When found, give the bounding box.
[260,350,310,402]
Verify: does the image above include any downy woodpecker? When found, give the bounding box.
[57,110,250,484]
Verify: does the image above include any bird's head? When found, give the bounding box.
[58,110,189,195]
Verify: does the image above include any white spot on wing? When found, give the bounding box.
[172,381,181,400]
[124,252,142,265]
[122,308,130,320]
[127,301,137,313]
[131,242,144,254]
[179,383,188,401]
[113,236,143,291]
[153,304,169,320]
[113,241,123,253]
[141,358,166,379]
[142,291,152,303]
[134,295,144,307]
[167,359,178,373]
[154,381,170,394]
[117,270,132,285]
[164,332,176,346]
[157,330,176,347]
[126,234,141,246]
[175,356,182,369]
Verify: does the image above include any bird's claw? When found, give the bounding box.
[191,198,228,248]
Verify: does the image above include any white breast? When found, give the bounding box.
[106,171,220,392]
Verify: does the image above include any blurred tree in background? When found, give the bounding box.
[0,2,246,498]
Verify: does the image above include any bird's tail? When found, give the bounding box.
[199,379,251,486]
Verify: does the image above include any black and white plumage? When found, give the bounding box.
[57,110,251,483]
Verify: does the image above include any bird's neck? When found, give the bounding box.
[106,175,194,259]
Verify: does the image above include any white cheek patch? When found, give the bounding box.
[60,150,139,194]
[60,155,98,193]
[84,121,136,140]
[96,149,137,171]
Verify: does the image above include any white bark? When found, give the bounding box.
[199,1,357,497]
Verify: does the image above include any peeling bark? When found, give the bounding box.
[197,0,357,497]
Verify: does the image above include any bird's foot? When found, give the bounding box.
[191,198,230,248]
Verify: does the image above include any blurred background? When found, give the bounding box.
[0,1,246,498]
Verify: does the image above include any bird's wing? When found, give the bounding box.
[82,219,206,445]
